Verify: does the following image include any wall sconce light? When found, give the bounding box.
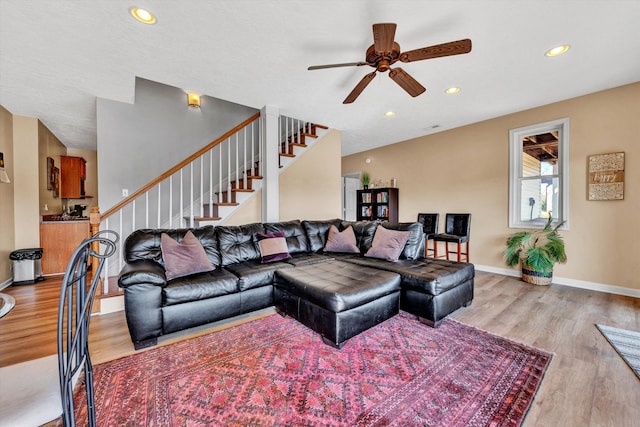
[187,93,201,108]
[365,158,372,164]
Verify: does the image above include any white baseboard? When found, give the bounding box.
[474,264,640,298]
[0,278,12,291]
[97,295,124,314]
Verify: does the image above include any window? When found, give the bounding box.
[509,118,569,229]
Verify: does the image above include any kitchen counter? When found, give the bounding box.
[41,214,89,223]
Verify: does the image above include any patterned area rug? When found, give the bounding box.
[596,324,640,380]
[71,313,552,426]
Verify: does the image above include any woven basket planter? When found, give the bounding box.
[521,265,553,286]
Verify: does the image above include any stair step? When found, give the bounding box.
[291,143,307,147]
[194,216,222,221]
[233,188,254,193]
[279,153,296,158]
[246,175,262,180]
[302,133,318,139]
[214,202,239,207]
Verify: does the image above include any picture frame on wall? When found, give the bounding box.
[47,157,54,190]
[588,152,624,201]
[53,166,60,198]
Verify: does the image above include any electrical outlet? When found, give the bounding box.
[122,188,129,197]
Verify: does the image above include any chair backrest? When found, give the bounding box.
[417,213,439,235]
[58,230,118,427]
[444,213,471,237]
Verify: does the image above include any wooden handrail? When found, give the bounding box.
[101,112,261,221]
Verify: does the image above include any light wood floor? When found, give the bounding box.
[1,271,638,426]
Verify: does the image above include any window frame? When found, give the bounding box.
[508,118,569,230]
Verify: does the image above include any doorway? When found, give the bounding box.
[342,173,360,221]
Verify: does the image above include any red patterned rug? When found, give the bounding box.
[71,313,551,426]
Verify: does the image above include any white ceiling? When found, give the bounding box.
[1,1,639,156]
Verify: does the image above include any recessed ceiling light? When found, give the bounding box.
[130,7,156,25]
[384,111,396,117]
[445,87,461,95]
[545,45,570,57]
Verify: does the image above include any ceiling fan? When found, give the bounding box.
[308,23,472,104]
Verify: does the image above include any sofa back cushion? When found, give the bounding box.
[124,226,220,267]
[302,219,342,252]
[216,222,265,266]
[340,220,379,254]
[264,220,310,254]
[381,221,425,260]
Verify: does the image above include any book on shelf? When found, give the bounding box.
[361,193,372,203]
[376,192,388,203]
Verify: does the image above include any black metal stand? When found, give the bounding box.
[57,230,118,427]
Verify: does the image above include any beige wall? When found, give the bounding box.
[38,121,66,215]
[280,129,342,221]
[343,82,640,292]
[0,106,15,284]
[221,129,343,225]
[12,116,40,248]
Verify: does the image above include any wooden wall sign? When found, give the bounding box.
[588,152,624,200]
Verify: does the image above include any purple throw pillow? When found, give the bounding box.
[160,230,214,281]
[257,232,292,263]
[324,225,360,253]
[365,225,411,262]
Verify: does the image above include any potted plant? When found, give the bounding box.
[504,216,567,285]
[361,172,370,189]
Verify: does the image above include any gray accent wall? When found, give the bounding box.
[97,78,258,211]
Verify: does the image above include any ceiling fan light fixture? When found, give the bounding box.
[545,45,570,57]
[130,7,156,25]
[384,111,396,117]
[445,87,460,95]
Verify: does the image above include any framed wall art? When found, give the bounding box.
[588,152,624,201]
[47,157,55,190]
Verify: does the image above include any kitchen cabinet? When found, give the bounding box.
[60,155,87,199]
[40,220,90,275]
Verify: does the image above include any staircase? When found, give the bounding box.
[94,113,328,306]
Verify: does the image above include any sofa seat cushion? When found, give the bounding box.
[343,258,474,296]
[285,253,335,266]
[274,260,401,313]
[163,268,239,306]
[225,259,294,291]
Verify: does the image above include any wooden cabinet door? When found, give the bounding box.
[40,222,90,275]
[60,155,86,198]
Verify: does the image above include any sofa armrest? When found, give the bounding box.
[118,260,167,288]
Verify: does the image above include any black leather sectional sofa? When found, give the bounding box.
[118,219,475,350]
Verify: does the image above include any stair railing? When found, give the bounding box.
[93,113,261,286]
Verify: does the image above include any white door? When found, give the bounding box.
[342,175,359,220]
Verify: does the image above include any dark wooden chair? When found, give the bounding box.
[417,213,439,257]
[58,230,118,427]
[433,213,471,262]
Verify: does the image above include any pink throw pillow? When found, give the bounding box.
[365,225,410,262]
[324,225,360,253]
[257,232,292,263]
[161,230,214,280]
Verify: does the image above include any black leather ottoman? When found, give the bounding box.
[274,260,401,348]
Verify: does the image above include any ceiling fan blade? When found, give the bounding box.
[373,23,396,54]
[400,39,472,62]
[388,67,426,97]
[343,71,377,104]
[308,62,369,70]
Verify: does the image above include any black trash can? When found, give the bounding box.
[10,248,44,285]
